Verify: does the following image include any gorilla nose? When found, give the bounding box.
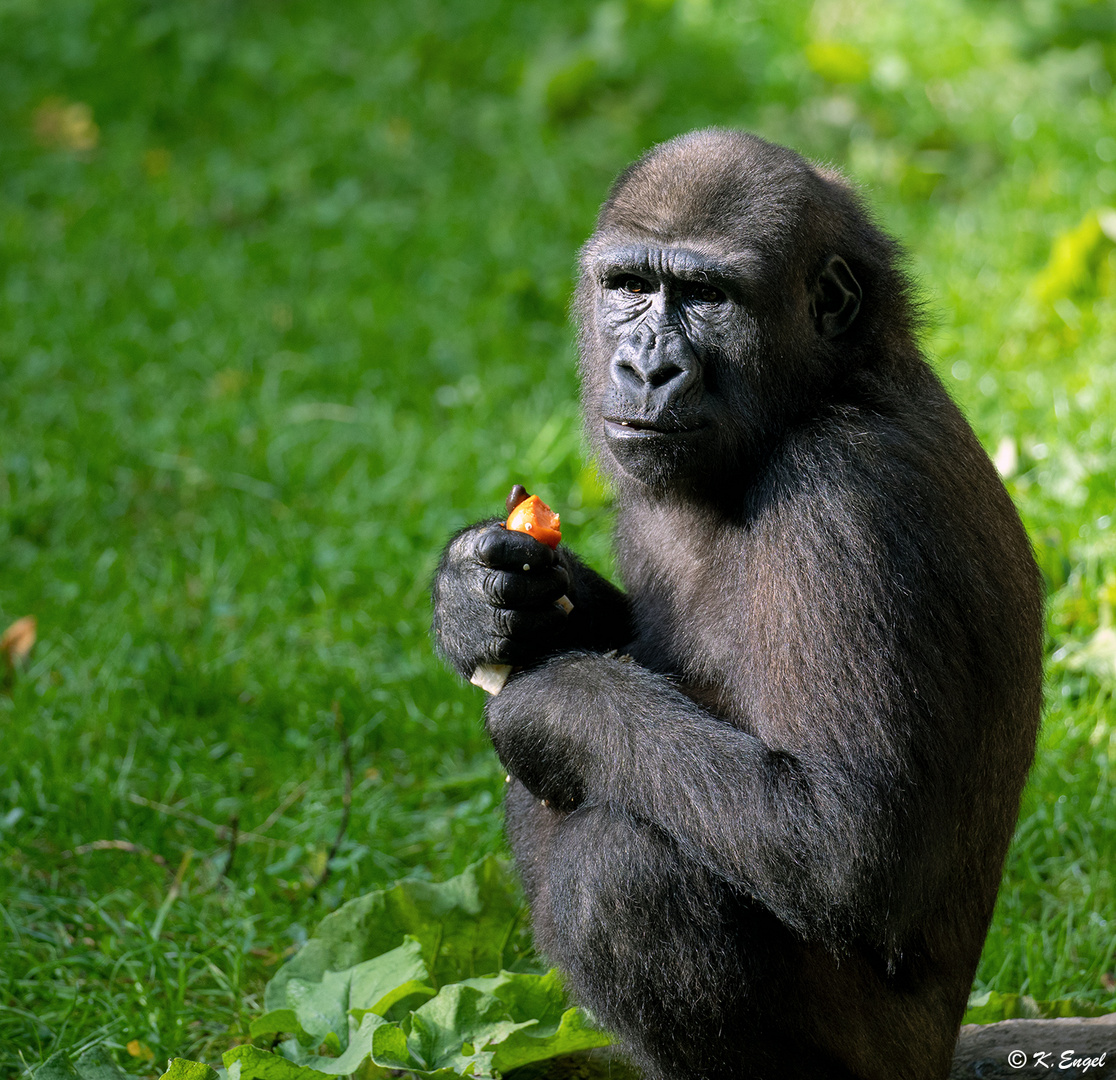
[612,335,699,398]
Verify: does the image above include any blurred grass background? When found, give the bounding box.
[1,0,1115,1071]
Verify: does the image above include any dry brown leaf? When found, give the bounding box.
[33,97,99,152]
[126,1040,154,1062]
[0,616,36,668]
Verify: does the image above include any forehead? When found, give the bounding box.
[581,238,764,280]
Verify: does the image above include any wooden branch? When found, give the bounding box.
[951,1015,1115,1079]
[127,792,292,848]
[63,839,170,872]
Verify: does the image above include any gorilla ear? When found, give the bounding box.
[810,255,862,338]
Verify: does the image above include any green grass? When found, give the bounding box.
[1,0,1114,1072]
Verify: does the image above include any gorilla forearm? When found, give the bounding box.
[487,651,893,938]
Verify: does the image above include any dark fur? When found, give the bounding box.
[431,130,1044,1080]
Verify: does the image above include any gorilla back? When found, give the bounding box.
[431,129,1043,1080]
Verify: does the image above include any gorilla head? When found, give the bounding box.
[576,129,916,495]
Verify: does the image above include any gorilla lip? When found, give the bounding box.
[604,418,699,438]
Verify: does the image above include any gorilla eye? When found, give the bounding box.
[612,275,651,295]
[688,283,725,304]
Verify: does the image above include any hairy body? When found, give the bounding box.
[432,130,1043,1080]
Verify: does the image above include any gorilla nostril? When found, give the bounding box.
[614,358,643,388]
[649,364,684,389]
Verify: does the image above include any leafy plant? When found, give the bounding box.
[142,859,613,1080]
[964,989,1108,1024]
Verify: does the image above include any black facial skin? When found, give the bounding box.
[586,241,862,496]
[594,247,735,489]
[430,129,1044,1080]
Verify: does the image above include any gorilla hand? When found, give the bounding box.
[431,520,571,679]
[484,659,588,812]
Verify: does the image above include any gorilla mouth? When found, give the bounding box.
[604,418,702,439]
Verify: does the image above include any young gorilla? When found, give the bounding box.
[431,130,1043,1080]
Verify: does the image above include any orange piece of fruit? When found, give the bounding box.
[506,494,561,550]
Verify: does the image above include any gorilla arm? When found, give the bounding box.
[485,651,900,943]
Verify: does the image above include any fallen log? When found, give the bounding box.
[505,1015,1116,1079]
[951,1015,1115,1079]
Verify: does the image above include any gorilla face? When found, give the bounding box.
[575,132,870,498]
[579,235,862,495]
[585,241,737,491]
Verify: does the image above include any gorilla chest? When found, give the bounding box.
[621,522,763,718]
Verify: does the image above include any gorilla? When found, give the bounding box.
[431,130,1044,1080]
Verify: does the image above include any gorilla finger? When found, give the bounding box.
[499,605,570,639]
[476,528,557,570]
[446,520,504,560]
[493,634,560,667]
[483,567,570,606]
[491,635,527,664]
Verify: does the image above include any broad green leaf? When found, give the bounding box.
[349,938,432,1014]
[283,968,350,1047]
[32,1052,80,1080]
[494,1004,611,1072]
[223,1045,332,1080]
[280,937,431,1050]
[288,1011,477,1080]
[251,861,609,1078]
[35,1050,135,1080]
[365,1022,414,1072]
[282,1012,397,1077]
[459,970,568,1025]
[405,983,533,1075]
[73,1048,130,1080]
[349,978,437,1022]
[249,1009,309,1042]
[156,1062,220,1080]
[264,971,608,1078]
[265,857,532,1013]
[455,970,610,1072]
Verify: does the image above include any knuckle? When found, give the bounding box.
[468,519,503,549]
[509,534,553,567]
[485,568,555,608]
[494,606,516,637]
[481,569,506,604]
[474,528,504,562]
[453,522,489,555]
